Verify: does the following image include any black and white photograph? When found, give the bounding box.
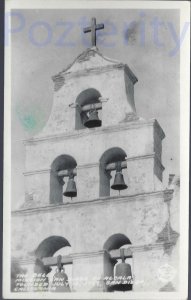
[3,1,190,299]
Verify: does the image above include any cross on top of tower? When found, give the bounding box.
[83,17,104,47]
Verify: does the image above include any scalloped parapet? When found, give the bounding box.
[33,47,138,139]
[52,47,137,85]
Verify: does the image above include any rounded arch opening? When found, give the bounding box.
[75,88,102,130]
[35,236,71,259]
[50,155,77,204]
[51,155,77,172]
[99,147,127,197]
[103,233,131,251]
[34,236,72,292]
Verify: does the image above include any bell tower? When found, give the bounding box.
[11,18,179,293]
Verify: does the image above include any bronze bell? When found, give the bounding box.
[113,250,132,291]
[111,162,127,191]
[84,109,101,128]
[115,261,132,279]
[63,171,77,198]
[52,255,71,292]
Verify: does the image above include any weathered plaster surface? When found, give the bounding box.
[35,48,137,138]
[12,191,171,257]
[23,119,164,206]
[11,48,178,292]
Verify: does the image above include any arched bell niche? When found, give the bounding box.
[99,147,127,197]
[49,155,77,204]
[34,236,72,292]
[103,233,133,292]
[75,88,102,129]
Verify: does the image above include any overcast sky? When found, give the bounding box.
[11,9,181,210]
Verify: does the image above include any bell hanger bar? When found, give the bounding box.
[120,248,125,262]
[57,255,63,271]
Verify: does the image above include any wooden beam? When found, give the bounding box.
[105,161,127,171]
[42,255,73,267]
[110,249,132,260]
[57,161,127,177]
[69,98,108,112]
[81,103,102,112]
[41,250,131,267]
[57,169,77,177]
